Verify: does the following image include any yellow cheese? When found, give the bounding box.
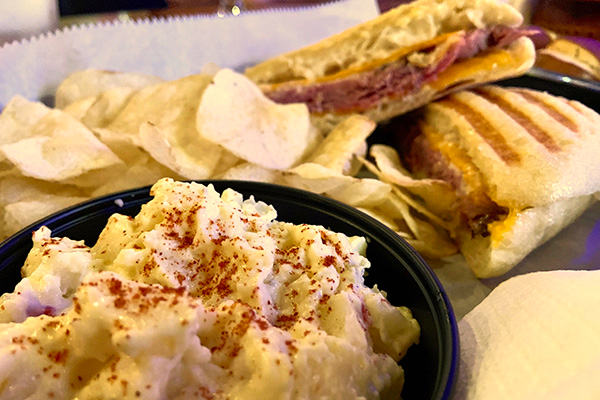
[268,33,519,92]
[423,123,512,240]
[421,123,483,196]
[267,32,463,89]
[488,209,519,246]
[428,47,518,91]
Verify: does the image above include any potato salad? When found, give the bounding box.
[0,178,419,399]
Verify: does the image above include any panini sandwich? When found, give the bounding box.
[245,0,536,130]
[396,85,600,277]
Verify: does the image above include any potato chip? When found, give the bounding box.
[91,156,181,198]
[390,185,451,231]
[305,114,375,175]
[0,99,122,182]
[283,163,391,208]
[104,74,225,179]
[406,239,458,260]
[282,163,346,193]
[360,154,451,230]
[93,128,150,165]
[0,96,53,155]
[367,144,457,216]
[0,164,16,179]
[90,127,183,191]
[355,206,411,238]
[215,162,281,183]
[0,175,85,207]
[65,87,137,129]
[55,69,164,109]
[405,220,458,259]
[139,122,227,180]
[197,69,320,170]
[63,165,131,189]
[0,176,89,239]
[368,144,411,176]
[198,62,222,76]
[105,74,208,137]
[2,196,88,240]
[1,131,120,182]
[382,194,458,258]
[210,149,243,178]
[325,178,393,208]
[61,96,97,122]
[377,193,416,231]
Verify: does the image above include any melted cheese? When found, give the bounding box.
[423,122,515,242]
[267,32,462,89]
[268,34,521,92]
[428,47,519,91]
[323,32,461,82]
[421,122,483,195]
[488,209,519,246]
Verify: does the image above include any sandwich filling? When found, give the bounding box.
[396,84,594,241]
[400,121,509,238]
[261,26,533,115]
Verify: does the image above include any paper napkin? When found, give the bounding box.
[455,269,600,400]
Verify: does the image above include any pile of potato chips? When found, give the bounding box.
[0,67,457,258]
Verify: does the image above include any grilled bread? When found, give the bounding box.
[398,85,600,277]
[244,0,536,131]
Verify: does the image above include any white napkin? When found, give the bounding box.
[455,269,600,400]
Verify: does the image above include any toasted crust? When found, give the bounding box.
[421,85,600,208]
[244,0,524,84]
[410,85,600,276]
[458,195,594,278]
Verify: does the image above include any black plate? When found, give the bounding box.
[0,180,458,400]
[499,67,600,112]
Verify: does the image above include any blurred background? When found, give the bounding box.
[56,0,406,16]
[3,0,599,39]
[55,0,600,38]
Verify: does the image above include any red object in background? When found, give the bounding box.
[531,0,600,41]
[378,0,412,13]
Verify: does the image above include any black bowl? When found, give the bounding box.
[0,180,458,400]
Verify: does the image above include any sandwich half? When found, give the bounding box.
[395,85,600,277]
[244,0,536,130]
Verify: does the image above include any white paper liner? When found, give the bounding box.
[0,0,379,107]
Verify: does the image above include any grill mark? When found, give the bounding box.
[513,89,580,134]
[474,88,562,153]
[570,101,600,127]
[439,98,521,165]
